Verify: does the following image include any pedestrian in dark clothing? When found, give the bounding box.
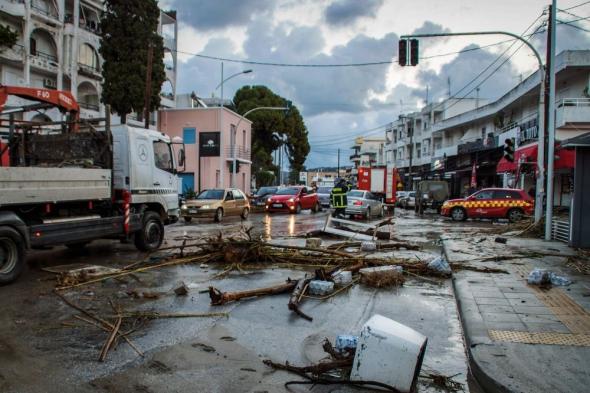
[331,178,348,218]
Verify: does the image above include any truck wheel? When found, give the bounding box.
[134,211,164,252]
[507,208,523,223]
[451,207,467,222]
[0,227,26,285]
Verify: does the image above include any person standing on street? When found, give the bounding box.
[331,178,348,218]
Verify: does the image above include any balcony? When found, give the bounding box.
[457,137,497,155]
[434,145,458,159]
[0,0,25,17]
[78,63,101,79]
[556,98,590,129]
[0,44,25,63]
[30,50,58,73]
[225,146,251,161]
[349,154,360,161]
[30,0,60,25]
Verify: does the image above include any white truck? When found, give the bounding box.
[0,86,182,284]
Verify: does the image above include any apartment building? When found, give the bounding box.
[0,0,177,124]
[386,50,590,207]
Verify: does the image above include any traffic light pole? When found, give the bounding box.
[401,31,546,223]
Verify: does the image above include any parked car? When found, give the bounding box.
[250,186,280,207]
[345,190,384,219]
[395,191,410,207]
[400,191,416,209]
[316,186,333,208]
[415,180,450,214]
[266,186,320,214]
[181,188,250,223]
[440,188,534,222]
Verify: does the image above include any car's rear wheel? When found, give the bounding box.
[451,207,467,222]
[241,207,249,219]
[214,208,224,222]
[507,208,523,223]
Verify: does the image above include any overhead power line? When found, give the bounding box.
[558,19,590,32]
[561,1,590,11]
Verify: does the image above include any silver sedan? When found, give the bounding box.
[345,190,384,219]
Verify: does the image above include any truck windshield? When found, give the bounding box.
[196,189,225,200]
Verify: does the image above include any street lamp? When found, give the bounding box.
[214,63,253,107]
[231,106,289,188]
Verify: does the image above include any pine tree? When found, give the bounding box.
[99,0,165,123]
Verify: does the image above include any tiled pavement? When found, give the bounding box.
[444,236,590,392]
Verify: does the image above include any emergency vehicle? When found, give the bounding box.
[357,164,402,211]
[440,188,534,222]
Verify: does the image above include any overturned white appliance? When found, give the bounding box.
[350,314,427,392]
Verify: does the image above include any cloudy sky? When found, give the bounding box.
[159,0,590,168]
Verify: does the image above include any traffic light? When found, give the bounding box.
[503,138,515,162]
[410,39,419,66]
[398,39,408,67]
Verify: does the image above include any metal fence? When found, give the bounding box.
[551,219,570,244]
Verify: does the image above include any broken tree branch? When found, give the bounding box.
[209,279,297,305]
[99,316,122,362]
[288,277,313,321]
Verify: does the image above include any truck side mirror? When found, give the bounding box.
[178,148,185,168]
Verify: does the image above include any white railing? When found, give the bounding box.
[225,146,251,161]
[556,98,590,108]
[551,219,570,244]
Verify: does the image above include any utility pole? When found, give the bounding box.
[143,43,153,129]
[337,148,340,177]
[407,119,414,190]
[545,0,557,240]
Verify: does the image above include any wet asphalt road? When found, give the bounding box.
[0,209,498,393]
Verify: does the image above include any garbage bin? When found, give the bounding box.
[350,314,427,392]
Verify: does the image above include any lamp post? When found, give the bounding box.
[400,31,546,223]
[216,63,252,189]
[232,106,289,188]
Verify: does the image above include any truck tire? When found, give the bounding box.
[134,211,164,252]
[0,227,26,285]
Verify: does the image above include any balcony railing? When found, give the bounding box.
[79,101,99,111]
[556,98,590,128]
[78,62,101,77]
[30,1,58,19]
[32,50,57,62]
[225,146,251,161]
[457,137,497,155]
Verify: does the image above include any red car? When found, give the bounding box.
[265,186,321,214]
[440,188,534,222]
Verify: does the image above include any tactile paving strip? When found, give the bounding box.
[489,330,590,346]
[510,264,590,334]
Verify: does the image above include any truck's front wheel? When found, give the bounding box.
[0,227,25,285]
[134,211,164,252]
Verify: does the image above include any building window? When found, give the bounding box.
[481,126,486,140]
[183,128,196,144]
[78,43,99,70]
[30,37,37,56]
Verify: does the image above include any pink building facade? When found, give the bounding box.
[158,107,252,195]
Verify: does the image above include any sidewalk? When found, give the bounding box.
[443,234,590,392]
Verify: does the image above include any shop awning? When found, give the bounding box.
[495,142,575,173]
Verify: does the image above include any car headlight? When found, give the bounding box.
[288,198,295,202]
[181,205,187,210]
[201,205,210,209]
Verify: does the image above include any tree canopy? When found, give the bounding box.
[99,0,165,123]
[0,25,17,52]
[233,86,310,186]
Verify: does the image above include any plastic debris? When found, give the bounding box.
[527,268,551,285]
[360,241,377,252]
[308,280,335,296]
[174,281,189,296]
[427,256,451,275]
[335,335,358,352]
[305,238,322,248]
[550,272,572,286]
[350,314,427,393]
[332,270,353,287]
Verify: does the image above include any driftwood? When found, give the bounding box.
[263,358,353,376]
[209,279,297,305]
[99,316,122,362]
[327,241,420,251]
[288,277,313,321]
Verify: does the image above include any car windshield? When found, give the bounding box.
[196,189,225,200]
[317,187,332,194]
[409,192,416,197]
[276,187,300,195]
[256,187,276,196]
[347,190,364,198]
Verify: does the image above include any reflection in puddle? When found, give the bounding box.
[288,215,296,236]
[263,215,272,239]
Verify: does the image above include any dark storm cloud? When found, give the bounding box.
[325,0,384,26]
[168,0,276,31]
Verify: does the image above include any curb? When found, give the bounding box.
[443,239,513,393]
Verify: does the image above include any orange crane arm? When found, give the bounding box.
[0,85,80,119]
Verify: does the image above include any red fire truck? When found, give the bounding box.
[357,164,401,211]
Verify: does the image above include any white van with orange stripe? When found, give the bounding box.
[440,188,534,222]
